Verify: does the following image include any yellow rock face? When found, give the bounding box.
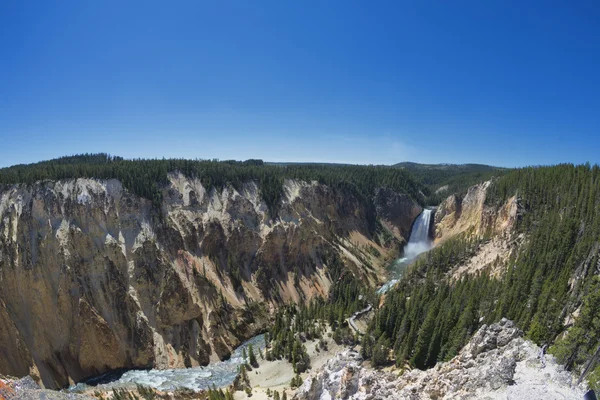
[0,175,419,388]
[434,181,519,244]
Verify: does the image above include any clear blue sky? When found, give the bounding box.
[1,1,599,168]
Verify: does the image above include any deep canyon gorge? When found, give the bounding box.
[0,160,598,400]
[0,173,423,389]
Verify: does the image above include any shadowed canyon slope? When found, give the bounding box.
[0,173,421,388]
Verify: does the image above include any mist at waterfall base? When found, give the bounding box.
[378,209,433,293]
[68,334,265,393]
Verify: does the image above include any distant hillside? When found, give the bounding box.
[266,161,354,167]
[394,162,507,204]
[394,162,499,171]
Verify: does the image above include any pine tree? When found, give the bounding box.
[411,300,439,368]
[360,334,373,359]
[248,343,259,367]
[372,335,390,367]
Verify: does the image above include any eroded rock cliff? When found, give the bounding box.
[0,174,420,388]
[433,181,522,279]
[434,181,519,243]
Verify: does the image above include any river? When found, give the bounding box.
[68,334,265,393]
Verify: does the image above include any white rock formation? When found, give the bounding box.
[295,319,588,400]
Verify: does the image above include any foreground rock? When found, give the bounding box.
[0,376,93,399]
[294,319,587,400]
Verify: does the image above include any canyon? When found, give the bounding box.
[0,173,421,389]
[0,164,594,399]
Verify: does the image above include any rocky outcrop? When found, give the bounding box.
[434,182,519,244]
[0,175,420,389]
[294,319,586,400]
[0,375,93,400]
[373,188,422,242]
[294,349,364,400]
[432,181,522,280]
[394,319,524,399]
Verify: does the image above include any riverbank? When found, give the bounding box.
[64,329,344,399]
[234,329,344,400]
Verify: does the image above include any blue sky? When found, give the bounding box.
[1,1,599,168]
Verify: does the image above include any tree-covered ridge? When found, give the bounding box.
[482,164,600,342]
[369,163,600,388]
[0,154,426,211]
[486,164,600,388]
[395,162,505,205]
[368,235,497,369]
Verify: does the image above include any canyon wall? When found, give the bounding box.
[433,181,522,279]
[434,181,520,243]
[0,174,421,388]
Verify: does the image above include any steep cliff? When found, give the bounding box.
[431,181,522,278]
[0,174,420,389]
[434,181,519,243]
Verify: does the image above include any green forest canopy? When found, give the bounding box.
[394,162,505,204]
[0,154,426,211]
[371,163,600,389]
[0,155,512,212]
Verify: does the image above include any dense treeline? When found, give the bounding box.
[266,280,372,369]
[266,304,314,373]
[0,154,426,212]
[371,274,501,368]
[483,164,600,339]
[368,236,500,368]
[370,163,600,388]
[402,235,487,280]
[487,164,600,388]
[206,386,235,400]
[395,162,505,205]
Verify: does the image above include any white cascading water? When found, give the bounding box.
[402,208,433,261]
[378,209,433,293]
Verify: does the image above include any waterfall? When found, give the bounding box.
[378,209,433,293]
[402,208,433,260]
